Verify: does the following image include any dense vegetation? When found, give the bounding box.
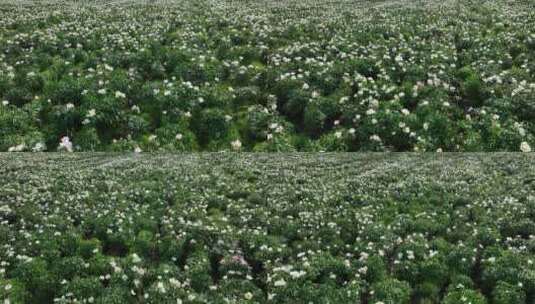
[1,0,534,151]
[1,154,534,303]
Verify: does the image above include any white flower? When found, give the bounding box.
[58,136,73,152]
[115,91,126,99]
[131,105,140,113]
[175,133,183,140]
[366,108,376,115]
[97,88,106,95]
[1,100,8,106]
[370,135,381,142]
[231,139,242,151]
[401,108,410,115]
[520,141,531,152]
[335,131,342,139]
[134,146,142,153]
[274,279,287,287]
[349,128,356,135]
[8,143,26,152]
[66,103,75,110]
[518,127,526,137]
[87,109,96,118]
[132,253,142,263]
[289,270,306,279]
[244,292,253,300]
[166,278,179,288]
[32,142,46,152]
[157,282,166,293]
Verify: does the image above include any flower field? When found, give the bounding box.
[1,0,535,151]
[0,154,534,303]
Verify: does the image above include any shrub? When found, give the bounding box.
[492,281,525,304]
[303,103,326,136]
[78,238,102,259]
[95,287,130,304]
[244,106,271,140]
[155,125,199,151]
[0,279,27,303]
[61,277,102,301]
[185,251,212,292]
[233,86,261,107]
[443,286,486,304]
[461,71,487,108]
[369,278,412,304]
[283,89,309,119]
[313,132,348,151]
[192,108,230,145]
[0,105,44,151]
[252,134,297,152]
[74,126,101,151]
[52,256,86,280]
[308,253,352,285]
[133,230,156,259]
[3,86,33,107]
[44,77,83,105]
[13,258,57,303]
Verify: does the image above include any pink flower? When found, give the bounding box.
[58,136,73,152]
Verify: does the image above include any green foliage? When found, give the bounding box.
[13,258,57,303]
[443,286,487,304]
[0,279,27,303]
[1,0,533,152]
[303,103,326,136]
[370,278,412,304]
[192,108,230,145]
[492,281,526,304]
[1,154,534,303]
